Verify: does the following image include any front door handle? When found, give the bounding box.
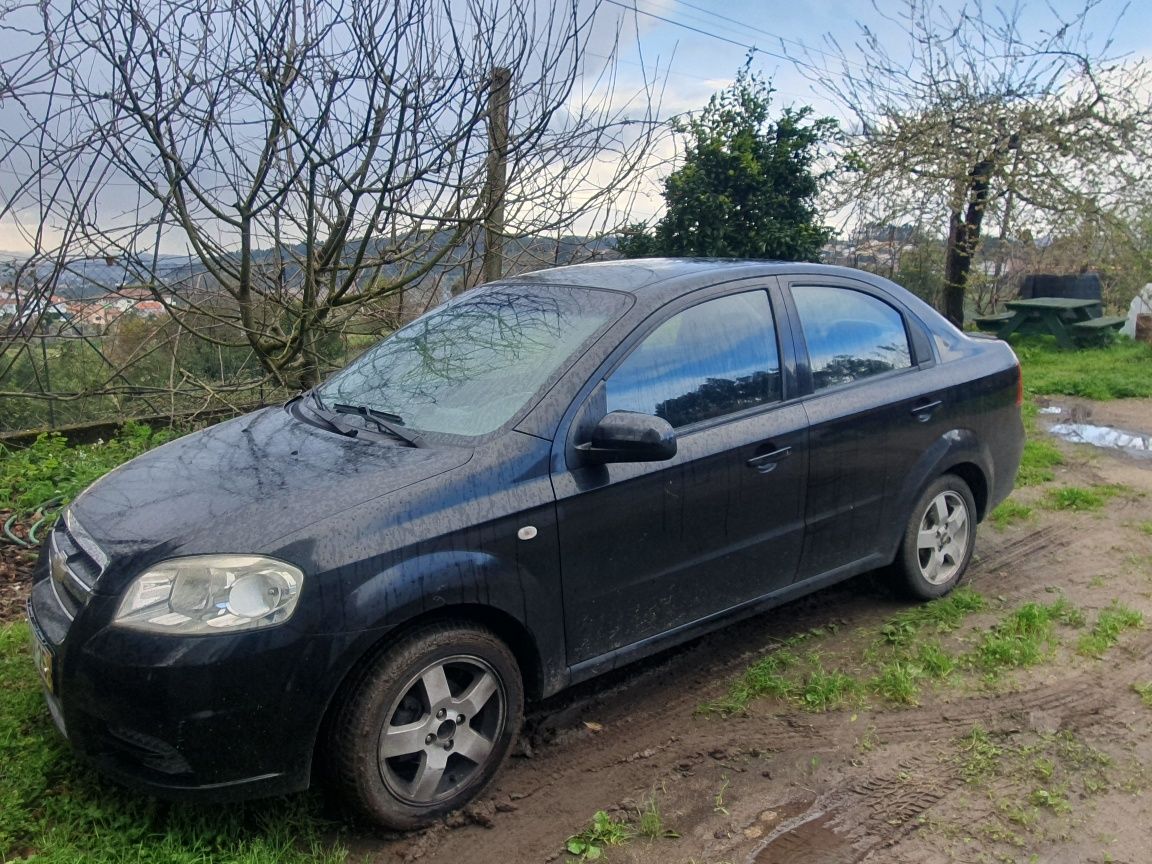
[746,446,792,473]
[910,399,943,421]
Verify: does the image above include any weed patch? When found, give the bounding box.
[709,590,1138,715]
[1077,602,1143,658]
[1042,484,1126,512]
[972,599,1080,674]
[798,663,858,712]
[959,725,1002,783]
[1132,682,1152,708]
[870,660,925,705]
[567,810,631,860]
[708,590,986,714]
[1016,439,1064,487]
[953,726,1119,851]
[990,499,1034,528]
[880,586,985,647]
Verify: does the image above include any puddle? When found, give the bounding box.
[1048,422,1152,456]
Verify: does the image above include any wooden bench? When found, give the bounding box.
[1070,315,1126,345]
[973,312,1014,332]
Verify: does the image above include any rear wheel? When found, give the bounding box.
[894,475,976,600]
[329,622,523,829]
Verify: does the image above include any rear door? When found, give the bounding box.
[782,278,946,580]
[551,285,808,665]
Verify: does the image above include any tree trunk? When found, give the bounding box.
[483,68,512,284]
[942,157,994,327]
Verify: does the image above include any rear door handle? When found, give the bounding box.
[910,399,943,421]
[746,446,792,473]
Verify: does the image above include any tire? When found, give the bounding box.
[328,622,524,830]
[894,474,977,600]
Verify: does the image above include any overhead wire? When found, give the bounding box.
[664,0,870,71]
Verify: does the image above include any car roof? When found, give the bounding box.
[501,257,881,297]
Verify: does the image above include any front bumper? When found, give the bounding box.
[27,540,353,801]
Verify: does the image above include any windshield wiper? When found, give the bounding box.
[294,389,359,437]
[332,402,423,447]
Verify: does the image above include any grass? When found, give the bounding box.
[0,423,176,519]
[989,499,1034,528]
[797,663,859,712]
[1015,338,1152,399]
[1077,602,1143,658]
[879,586,986,646]
[635,796,678,841]
[705,587,1144,715]
[0,621,347,864]
[869,660,925,705]
[704,649,859,714]
[706,589,987,714]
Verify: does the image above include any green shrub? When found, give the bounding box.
[0,422,176,519]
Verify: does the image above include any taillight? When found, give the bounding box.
[1015,362,1023,407]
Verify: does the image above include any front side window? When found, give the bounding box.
[605,291,781,428]
[792,286,912,391]
[319,285,629,437]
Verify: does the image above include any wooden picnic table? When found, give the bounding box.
[975,297,1124,349]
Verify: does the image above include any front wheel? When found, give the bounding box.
[328,622,524,829]
[894,475,977,600]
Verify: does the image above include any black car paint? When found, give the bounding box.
[29,260,1024,800]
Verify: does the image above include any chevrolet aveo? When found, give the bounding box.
[29,259,1024,828]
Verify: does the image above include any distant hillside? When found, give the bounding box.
[2,232,619,299]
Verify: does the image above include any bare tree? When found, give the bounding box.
[0,0,661,411]
[795,0,1152,325]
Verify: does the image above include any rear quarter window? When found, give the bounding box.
[793,286,912,390]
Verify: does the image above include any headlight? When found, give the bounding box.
[113,555,304,634]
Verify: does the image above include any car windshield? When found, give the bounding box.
[317,284,628,438]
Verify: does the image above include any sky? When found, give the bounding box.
[1,0,1150,254]
[590,0,1152,229]
[598,0,1152,114]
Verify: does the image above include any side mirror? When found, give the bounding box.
[575,411,677,463]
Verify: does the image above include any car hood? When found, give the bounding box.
[69,405,472,592]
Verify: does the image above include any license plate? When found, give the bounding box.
[30,625,54,695]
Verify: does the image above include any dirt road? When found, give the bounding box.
[357,398,1152,864]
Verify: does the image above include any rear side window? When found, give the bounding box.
[605,291,781,428]
[792,286,911,391]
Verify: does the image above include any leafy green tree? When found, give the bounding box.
[618,62,836,261]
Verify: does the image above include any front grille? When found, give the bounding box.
[48,520,98,620]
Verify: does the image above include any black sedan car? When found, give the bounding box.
[29,259,1023,828]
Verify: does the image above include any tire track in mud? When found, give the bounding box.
[970,524,1069,578]
[741,632,1152,864]
[750,753,962,864]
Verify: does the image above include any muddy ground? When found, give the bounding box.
[355,398,1152,864]
[3,400,1151,863]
